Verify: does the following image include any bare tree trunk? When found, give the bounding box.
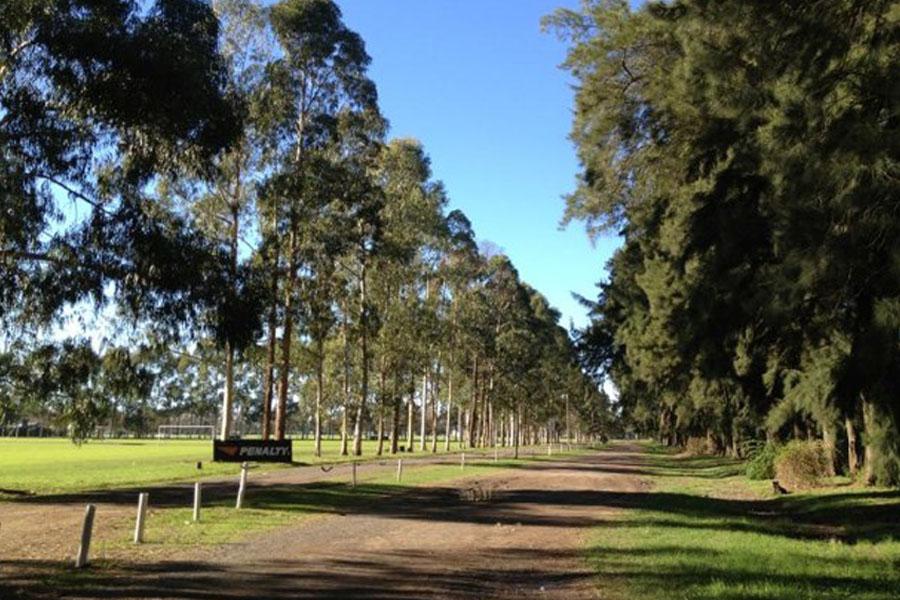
[478,382,487,448]
[457,401,464,448]
[220,342,234,440]
[822,423,837,477]
[846,416,859,477]
[314,342,324,457]
[419,369,428,451]
[390,374,400,454]
[444,368,453,452]
[468,355,478,448]
[352,404,363,456]
[260,265,278,441]
[430,361,440,453]
[862,394,877,485]
[352,264,369,458]
[514,404,520,459]
[339,406,349,455]
[275,232,297,441]
[219,191,241,441]
[376,369,386,456]
[340,308,350,456]
[406,392,414,451]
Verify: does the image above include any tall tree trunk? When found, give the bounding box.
[260,254,279,441]
[444,367,453,452]
[340,404,349,456]
[419,369,428,451]
[314,341,324,457]
[390,374,401,454]
[514,404,520,459]
[340,307,350,456]
[468,355,478,448]
[406,392,414,451]
[487,363,494,447]
[862,394,878,485]
[219,197,241,441]
[846,416,859,477]
[275,232,297,441]
[822,423,837,477]
[478,382,487,448]
[220,342,234,440]
[352,264,369,457]
[430,360,440,453]
[376,368,386,456]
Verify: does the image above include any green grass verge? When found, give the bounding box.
[0,437,507,495]
[588,443,900,600]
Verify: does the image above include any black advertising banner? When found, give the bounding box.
[213,439,293,463]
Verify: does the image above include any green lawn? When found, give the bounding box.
[589,444,900,600]
[0,437,484,495]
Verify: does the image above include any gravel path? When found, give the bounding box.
[1,443,648,599]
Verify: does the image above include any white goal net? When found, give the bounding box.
[156,425,216,439]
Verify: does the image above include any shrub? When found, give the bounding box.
[683,436,714,457]
[746,443,778,480]
[774,440,829,491]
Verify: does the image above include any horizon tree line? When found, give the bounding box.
[0,0,610,452]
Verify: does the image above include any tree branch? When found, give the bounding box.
[34,173,116,217]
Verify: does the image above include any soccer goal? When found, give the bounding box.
[157,425,216,439]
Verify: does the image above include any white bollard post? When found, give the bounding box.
[396,458,403,483]
[133,493,149,544]
[236,462,248,509]
[461,452,466,470]
[351,461,357,488]
[75,504,96,568]
[548,444,552,456]
[193,482,202,522]
[494,448,499,462]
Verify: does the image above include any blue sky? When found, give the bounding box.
[338,0,622,329]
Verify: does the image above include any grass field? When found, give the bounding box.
[588,445,900,600]
[0,437,483,495]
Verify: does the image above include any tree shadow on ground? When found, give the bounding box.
[4,537,897,600]
[588,544,898,600]
[4,445,898,599]
[2,550,586,600]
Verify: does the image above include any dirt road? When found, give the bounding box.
[2,444,647,599]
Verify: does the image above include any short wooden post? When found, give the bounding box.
[461,452,466,470]
[351,461,357,488]
[236,462,248,509]
[494,448,499,462]
[193,482,201,522]
[74,504,96,568]
[396,458,403,482]
[133,493,149,544]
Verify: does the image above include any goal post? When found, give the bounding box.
[156,425,216,439]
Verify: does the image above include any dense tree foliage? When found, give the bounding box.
[1,0,602,450]
[549,0,899,484]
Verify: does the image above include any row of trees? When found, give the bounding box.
[1,0,609,452]
[549,0,899,484]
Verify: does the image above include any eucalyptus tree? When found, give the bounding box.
[370,139,438,453]
[172,0,277,440]
[1,0,245,438]
[439,210,480,450]
[261,0,378,440]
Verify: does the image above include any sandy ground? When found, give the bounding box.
[1,444,648,599]
[0,449,513,562]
